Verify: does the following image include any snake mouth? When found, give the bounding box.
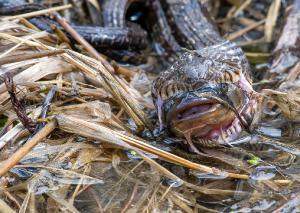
[169,103,240,144]
[165,92,257,144]
[166,95,233,138]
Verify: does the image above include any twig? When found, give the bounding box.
[261,139,300,155]
[233,0,252,17]
[0,117,14,137]
[286,61,300,82]
[3,191,21,209]
[120,183,138,213]
[273,179,292,185]
[226,19,265,40]
[273,192,300,213]
[4,74,35,133]
[0,49,65,65]
[52,12,114,74]
[0,199,15,213]
[0,36,31,59]
[238,17,264,31]
[50,24,71,45]
[2,4,72,21]
[56,115,249,180]
[0,123,23,150]
[88,188,104,213]
[111,134,248,179]
[0,120,56,176]
[137,150,183,182]
[265,0,281,42]
[111,61,137,78]
[63,50,151,130]
[19,18,40,31]
[135,150,242,197]
[34,86,57,131]
[0,34,151,130]
[19,18,58,42]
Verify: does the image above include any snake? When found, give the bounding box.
[149,0,259,151]
[0,0,260,152]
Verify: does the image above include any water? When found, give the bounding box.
[191,171,229,180]
[166,178,183,188]
[250,165,277,181]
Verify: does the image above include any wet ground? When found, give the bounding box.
[0,0,299,212]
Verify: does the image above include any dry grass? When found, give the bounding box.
[0,1,299,212]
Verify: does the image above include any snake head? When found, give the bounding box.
[152,41,258,145]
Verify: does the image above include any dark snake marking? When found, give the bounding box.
[101,0,150,64]
[28,16,147,50]
[0,0,44,15]
[160,0,221,49]
[148,0,182,62]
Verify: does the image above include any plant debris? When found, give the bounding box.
[0,0,299,212]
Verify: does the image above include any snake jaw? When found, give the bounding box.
[208,118,243,144]
[205,91,259,145]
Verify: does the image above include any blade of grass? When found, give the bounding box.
[265,0,281,42]
[0,120,56,176]
[2,4,72,21]
[56,115,249,180]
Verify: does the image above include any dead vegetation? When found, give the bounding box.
[0,0,299,212]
